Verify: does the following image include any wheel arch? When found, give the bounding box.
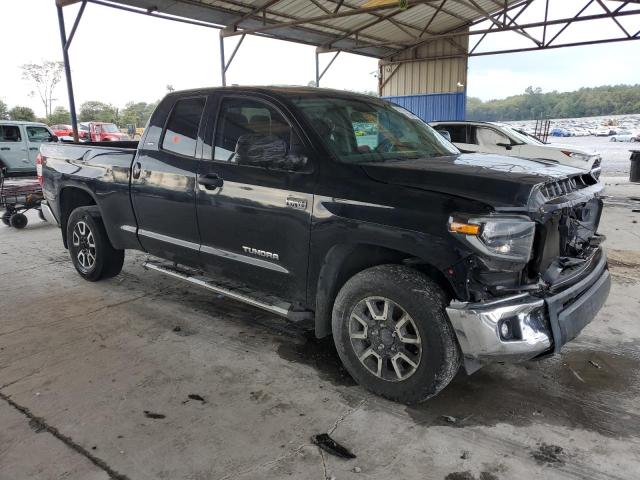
[313,242,455,338]
[58,186,99,248]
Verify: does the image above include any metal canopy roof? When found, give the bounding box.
[92,0,523,58]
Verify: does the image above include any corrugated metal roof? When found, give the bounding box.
[97,0,522,58]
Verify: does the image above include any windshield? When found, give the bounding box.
[100,123,120,133]
[292,96,459,164]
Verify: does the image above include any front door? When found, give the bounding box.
[196,95,315,303]
[25,125,56,163]
[130,95,207,266]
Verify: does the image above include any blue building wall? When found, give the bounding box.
[383,91,466,123]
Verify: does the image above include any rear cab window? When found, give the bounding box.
[161,97,206,157]
[0,125,22,142]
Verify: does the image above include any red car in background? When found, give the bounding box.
[50,122,128,142]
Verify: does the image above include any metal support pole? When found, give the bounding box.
[56,4,79,142]
[315,52,320,87]
[219,33,226,87]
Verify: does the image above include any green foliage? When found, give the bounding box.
[119,101,157,128]
[0,99,8,120]
[48,106,71,125]
[79,101,118,123]
[467,84,640,121]
[8,106,36,122]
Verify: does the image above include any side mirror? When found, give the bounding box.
[51,135,59,142]
[496,142,512,150]
[436,130,452,142]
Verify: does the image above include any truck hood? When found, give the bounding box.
[361,153,585,208]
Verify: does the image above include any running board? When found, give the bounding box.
[143,259,313,322]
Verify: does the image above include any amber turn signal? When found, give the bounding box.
[448,220,481,236]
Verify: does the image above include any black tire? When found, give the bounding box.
[10,213,28,229]
[332,264,460,404]
[66,206,124,281]
[2,211,11,226]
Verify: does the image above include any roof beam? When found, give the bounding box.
[231,0,282,27]
[223,0,443,37]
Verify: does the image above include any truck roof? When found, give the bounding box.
[430,120,508,127]
[164,85,380,102]
[0,120,48,126]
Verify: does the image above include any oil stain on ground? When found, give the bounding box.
[405,349,640,438]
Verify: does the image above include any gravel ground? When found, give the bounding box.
[546,136,638,176]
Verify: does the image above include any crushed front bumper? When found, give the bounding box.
[447,251,610,374]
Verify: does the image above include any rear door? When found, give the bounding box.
[130,95,207,265]
[196,94,315,303]
[0,124,30,174]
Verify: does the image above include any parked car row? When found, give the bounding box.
[51,122,130,142]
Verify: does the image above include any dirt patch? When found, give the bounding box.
[532,443,565,465]
[406,349,640,438]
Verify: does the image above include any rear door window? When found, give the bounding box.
[0,125,22,142]
[161,97,206,157]
[439,124,467,143]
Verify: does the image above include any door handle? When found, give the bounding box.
[29,147,38,151]
[0,147,9,151]
[198,173,224,189]
[132,162,142,179]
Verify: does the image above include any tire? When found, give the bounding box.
[66,206,124,281]
[10,213,28,229]
[2,211,11,226]
[332,264,460,404]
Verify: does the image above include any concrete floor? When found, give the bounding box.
[1,179,639,480]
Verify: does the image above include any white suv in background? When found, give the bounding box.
[430,121,601,176]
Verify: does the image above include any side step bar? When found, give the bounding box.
[143,259,313,322]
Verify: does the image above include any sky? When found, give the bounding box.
[1,0,639,117]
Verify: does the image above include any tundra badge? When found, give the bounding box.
[242,246,280,261]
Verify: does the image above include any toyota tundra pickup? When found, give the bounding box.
[39,87,610,404]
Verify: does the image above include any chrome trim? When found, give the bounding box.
[144,260,290,317]
[41,202,59,226]
[201,245,288,273]
[120,224,136,233]
[447,296,551,374]
[138,228,200,251]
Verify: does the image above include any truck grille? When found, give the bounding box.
[541,175,593,201]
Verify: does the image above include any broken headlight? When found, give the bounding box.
[449,215,536,263]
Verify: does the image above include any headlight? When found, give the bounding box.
[448,215,536,262]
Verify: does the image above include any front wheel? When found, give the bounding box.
[332,265,460,404]
[66,206,124,281]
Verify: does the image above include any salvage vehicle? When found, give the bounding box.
[39,87,610,403]
[80,122,129,142]
[0,121,58,177]
[430,120,601,176]
[609,130,637,142]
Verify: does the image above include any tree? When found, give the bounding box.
[119,101,157,127]
[49,106,71,125]
[8,106,36,122]
[79,101,118,123]
[21,61,64,118]
[0,99,8,120]
[166,84,175,93]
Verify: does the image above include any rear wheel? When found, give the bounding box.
[10,213,27,229]
[2,211,11,226]
[332,264,460,404]
[66,206,124,281]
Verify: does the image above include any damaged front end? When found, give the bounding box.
[446,173,611,374]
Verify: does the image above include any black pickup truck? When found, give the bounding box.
[40,87,610,403]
